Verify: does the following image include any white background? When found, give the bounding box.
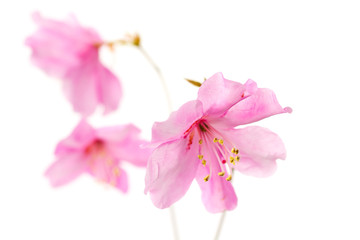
[1,0,360,239]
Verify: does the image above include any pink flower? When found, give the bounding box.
[25,12,122,116]
[45,120,151,192]
[145,72,291,213]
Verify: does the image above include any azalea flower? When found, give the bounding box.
[145,72,291,213]
[25,12,122,116]
[45,120,151,192]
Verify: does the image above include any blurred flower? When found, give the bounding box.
[25,12,122,116]
[145,72,291,213]
[45,120,151,192]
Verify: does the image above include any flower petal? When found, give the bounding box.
[145,137,199,209]
[226,126,286,177]
[62,50,99,116]
[98,124,151,167]
[151,100,203,146]
[219,88,291,127]
[25,12,101,78]
[45,152,86,187]
[196,157,237,213]
[55,119,95,156]
[197,72,257,117]
[97,66,122,114]
[113,168,128,193]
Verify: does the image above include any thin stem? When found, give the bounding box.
[137,44,178,240]
[213,211,227,240]
[169,206,180,240]
[137,45,173,113]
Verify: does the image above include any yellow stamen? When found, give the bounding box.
[198,155,203,160]
[204,175,210,182]
[218,139,224,145]
[199,139,203,144]
[230,158,235,165]
[213,138,218,143]
[235,149,239,155]
[202,160,206,166]
[218,172,225,176]
[235,156,240,162]
[231,148,236,154]
[226,175,232,181]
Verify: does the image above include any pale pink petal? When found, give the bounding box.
[45,152,86,187]
[25,12,101,78]
[87,158,128,192]
[197,73,257,117]
[108,139,151,167]
[63,50,99,116]
[151,100,203,146]
[145,137,200,209]
[226,126,286,177]
[96,65,122,114]
[55,119,95,156]
[113,168,128,193]
[195,154,237,213]
[98,124,151,167]
[218,88,292,127]
[96,124,141,142]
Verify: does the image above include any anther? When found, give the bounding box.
[198,155,203,160]
[218,172,225,176]
[213,138,218,143]
[199,139,203,144]
[204,175,210,182]
[202,160,206,166]
[235,156,240,161]
[218,139,224,145]
[231,148,239,154]
[226,175,232,181]
[230,158,235,165]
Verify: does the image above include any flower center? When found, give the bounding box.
[84,139,120,186]
[194,121,241,183]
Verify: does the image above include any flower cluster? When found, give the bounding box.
[26,13,291,214]
[26,13,149,192]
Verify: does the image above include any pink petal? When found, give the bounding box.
[145,138,200,209]
[195,157,237,213]
[87,158,128,192]
[226,126,286,177]
[197,72,257,117]
[96,124,141,142]
[45,152,86,187]
[98,124,151,167]
[113,168,128,193]
[97,66,122,114]
[55,119,95,156]
[62,49,99,116]
[151,100,203,146]
[25,12,101,79]
[219,88,291,127]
